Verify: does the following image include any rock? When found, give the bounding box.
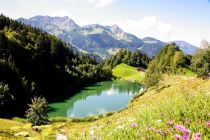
[14,131,29,137]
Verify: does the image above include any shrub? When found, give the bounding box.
[25,96,49,126]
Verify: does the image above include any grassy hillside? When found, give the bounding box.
[112,63,145,82]
[1,75,210,139]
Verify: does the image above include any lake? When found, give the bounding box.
[48,81,143,118]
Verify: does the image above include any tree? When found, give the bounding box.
[191,48,210,77]
[144,44,186,88]
[0,82,14,106]
[26,96,49,126]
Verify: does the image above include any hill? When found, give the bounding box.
[112,63,145,82]
[0,75,210,139]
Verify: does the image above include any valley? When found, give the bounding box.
[0,1,210,139]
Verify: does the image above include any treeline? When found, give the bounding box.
[103,48,150,69]
[0,14,112,117]
[144,43,210,88]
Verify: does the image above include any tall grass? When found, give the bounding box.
[87,92,210,139]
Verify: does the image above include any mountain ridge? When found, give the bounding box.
[18,15,199,58]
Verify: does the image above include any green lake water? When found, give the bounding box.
[48,81,143,118]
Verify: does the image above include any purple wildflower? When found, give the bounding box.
[194,133,202,140]
[206,121,210,128]
[174,134,182,139]
[130,123,138,128]
[183,129,191,135]
[175,124,185,132]
[182,135,190,140]
[167,120,174,125]
[194,133,201,138]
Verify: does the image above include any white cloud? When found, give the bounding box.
[103,16,173,42]
[88,0,119,7]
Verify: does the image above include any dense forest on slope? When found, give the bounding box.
[144,43,189,87]
[0,15,112,117]
[103,48,150,69]
[144,42,210,87]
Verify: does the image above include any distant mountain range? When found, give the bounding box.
[18,16,198,58]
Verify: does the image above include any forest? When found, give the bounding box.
[0,14,210,120]
[0,14,112,117]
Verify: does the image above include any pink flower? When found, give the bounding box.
[174,134,182,139]
[182,135,190,140]
[167,120,174,125]
[194,133,202,140]
[183,129,191,135]
[194,133,201,138]
[175,125,185,132]
[206,121,210,128]
[160,112,164,116]
[130,123,138,128]
[193,137,201,140]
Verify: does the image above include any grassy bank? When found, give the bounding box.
[0,75,210,139]
[112,63,145,82]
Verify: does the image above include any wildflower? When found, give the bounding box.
[174,134,182,139]
[194,133,202,140]
[90,130,94,136]
[160,112,164,116]
[183,129,191,135]
[193,137,201,140]
[175,124,185,132]
[167,120,174,125]
[194,133,201,138]
[182,135,190,140]
[206,121,210,128]
[130,123,138,128]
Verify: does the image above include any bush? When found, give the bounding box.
[25,96,49,126]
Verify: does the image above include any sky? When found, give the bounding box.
[1,0,210,46]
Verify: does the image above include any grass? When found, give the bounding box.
[0,63,209,140]
[112,63,145,82]
[0,75,210,139]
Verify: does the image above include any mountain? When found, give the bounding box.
[139,38,198,58]
[18,16,198,58]
[139,37,166,58]
[18,16,144,58]
[172,41,198,55]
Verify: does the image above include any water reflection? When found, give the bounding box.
[48,81,143,118]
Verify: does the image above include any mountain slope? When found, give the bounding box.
[18,16,144,58]
[139,37,166,58]
[173,41,198,55]
[18,16,198,58]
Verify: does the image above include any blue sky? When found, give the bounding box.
[1,0,210,46]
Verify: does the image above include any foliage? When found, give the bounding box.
[25,96,49,126]
[1,76,210,139]
[104,48,150,69]
[0,82,13,106]
[144,43,186,88]
[191,48,210,77]
[0,14,112,117]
